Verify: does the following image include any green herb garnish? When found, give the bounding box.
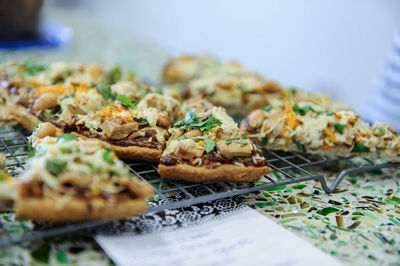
[351,142,370,153]
[261,136,268,146]
[1,97,6,103]
[294,141,306,154]
[90,82,97,88]
[225,138,238,144]
[154,88,163,95]
[134,117,149,126]
[43,111,55,120]
[28,139,35,156]
[374,127,385,137]
[241,134,248,139]
[103,150,115,165]
[174,111,222,132]
[97,85,116,100]
[106,66,121,84]
[119,95,137,109]
[261,106,272,112]
[326,111,335,116]
[292,104,315,116]
[57,134,77,144]
[178,135,187,141]
[204,137,216,153]
[46,159,67,176]
[175,110,197,128]
[21,60,47,77]
[333,123,346,134]
[234,140,248,145]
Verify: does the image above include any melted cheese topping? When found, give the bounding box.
[24,139,135,195]
[137,93,181,120]
[211,106,238,135]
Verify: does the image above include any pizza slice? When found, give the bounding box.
[162,55,352,115]
[162,55,282,114]
[1,72,181,161]
[158,97,269,182]
[0,60,138,88]
[241,101,400,161]
[16,132,154,222]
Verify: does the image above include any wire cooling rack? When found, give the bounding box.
[0,126,399,247]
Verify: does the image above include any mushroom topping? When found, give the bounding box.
[174,139,205,160]
[104,119,139,140]
[33,93,58,111]
[216,139,252,160]
[157,113,171,128]
[66,102,86,115]
[35,122,57,138]
[248,109,265,129]
[184,129,202,138]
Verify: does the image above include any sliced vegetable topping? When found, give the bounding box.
[261,106,272,112]
[46,159,67,176]
[21,60,47,77]
[102,150,115,165]
[57,134,77,144]
[204,137,216,153]
[97,85,116,100]
[106,66,121,84]
[174,111,222,132]
[352,142,370,153]
[134,117,149,126]
[261,136,268,146]
[177,135,187,141]
[295,141,306,154]
[333,123,346,134]
[292,104,319,116]
[119,95,137,109]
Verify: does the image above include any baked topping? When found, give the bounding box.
[161,97,267,168]
[243,101,400,160]
[23,135,153,199]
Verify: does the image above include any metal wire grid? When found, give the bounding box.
[0,126,399,247]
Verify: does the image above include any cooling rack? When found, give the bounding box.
[0,126,399,247]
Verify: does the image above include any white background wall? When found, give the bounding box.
[81,0,400,116]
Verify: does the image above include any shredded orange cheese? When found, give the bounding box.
[284,103,299,129]
[322,144,331,151]
[35,84,69,96]
[324,128,336,143]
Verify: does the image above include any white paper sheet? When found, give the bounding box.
[96,207,341,266]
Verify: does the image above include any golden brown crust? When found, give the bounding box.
[158,163,269,183]
[73,132,162,162]
[15,196,149,222]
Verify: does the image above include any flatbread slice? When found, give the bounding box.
[0,75,181,162]
[162,55,351,114]
[241,101,400,161]
[158,97,269,182]
[15,133,154,222]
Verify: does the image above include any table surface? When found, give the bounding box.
[1,7,399,266]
